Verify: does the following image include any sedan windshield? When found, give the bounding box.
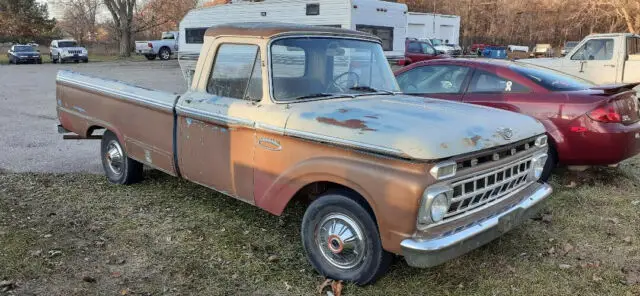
[270,37,399,101]
[58,41,78,48]
[14,46,34,52]
[511,63,595,91]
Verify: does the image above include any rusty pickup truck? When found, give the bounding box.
[55,23,552,284]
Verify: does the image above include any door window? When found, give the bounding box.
[571,39,615,61]
[468,70,528,93]
[207,44,263,101]
[396,65,470,94]
[421,43,435,55]
[407,41,421,53]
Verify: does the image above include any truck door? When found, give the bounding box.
[175,43,262,203]
[568,38,619,84]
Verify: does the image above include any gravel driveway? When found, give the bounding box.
[0,60,186,173]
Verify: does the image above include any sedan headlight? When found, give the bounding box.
[531,153,548,180]
[417,186,452,229]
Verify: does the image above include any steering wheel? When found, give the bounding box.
[327,71,360,92]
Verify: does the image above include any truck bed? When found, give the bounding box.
[56,70,180,175]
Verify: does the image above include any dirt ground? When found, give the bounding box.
[1,157,640,295]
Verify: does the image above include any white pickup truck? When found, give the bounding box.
[135,31,179,60]
[520,33,640,84]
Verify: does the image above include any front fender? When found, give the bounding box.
[254,156,428,253]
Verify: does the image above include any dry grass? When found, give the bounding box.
[1,157,639,295]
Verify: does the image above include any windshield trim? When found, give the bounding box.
[267,35,392,104]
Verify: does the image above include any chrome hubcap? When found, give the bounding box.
[105,140,124,175]
[316,213,366,269]
[161,51,169,59]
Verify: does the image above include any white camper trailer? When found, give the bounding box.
[406,12,460,45]
[179,0,408,83]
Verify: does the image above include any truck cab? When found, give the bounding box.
[520,33,640,84]
[56,22,552,285]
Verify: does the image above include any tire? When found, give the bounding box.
[83,59,88,63]
[100,131,143,185]
[51,53,57,64]
[540,144,557,182]
[301,191,392,285]
[158,47,171,60]
[58,54,64,64]
[145,54,157,61]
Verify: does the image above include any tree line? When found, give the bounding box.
[1,0,638,55]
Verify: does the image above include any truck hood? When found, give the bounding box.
[284,95,545,160]
[60,47,86,52]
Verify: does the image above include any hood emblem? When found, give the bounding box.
[496,127,514,140]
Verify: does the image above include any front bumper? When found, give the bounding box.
[61,55,88,62]
[400,182,552,268]
[16,56,41,63]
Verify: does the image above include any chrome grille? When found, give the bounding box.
[445,156,533,219]
[68,50,82,54]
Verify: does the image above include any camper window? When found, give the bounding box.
[356,25,393,51]
[207,44,262,101]
[186,28,207,44]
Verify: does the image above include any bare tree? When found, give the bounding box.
[59,0,100,44]
[103,0,136,57]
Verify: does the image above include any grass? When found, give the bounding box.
[0,54,147,65]
[1,157,640,295]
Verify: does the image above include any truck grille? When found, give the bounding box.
[445,156,533,219]
[68,50,82,54]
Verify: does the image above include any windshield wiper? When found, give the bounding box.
[349,86,395,95]
[291,93,355,101]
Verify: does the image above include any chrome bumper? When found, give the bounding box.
[401,182,552,268]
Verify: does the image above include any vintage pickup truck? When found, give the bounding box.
[55,23,552,284]
[521,33,640,84]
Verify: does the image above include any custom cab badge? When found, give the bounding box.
[257,137,282,151]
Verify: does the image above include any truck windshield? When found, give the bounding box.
[270,37,399,101]
[162,33,175,40]
[511,63,595,91]
[58,41,78,48]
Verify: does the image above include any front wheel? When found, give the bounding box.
[540,145,557,182]
[301,191,392,285]
[100,131,143,185]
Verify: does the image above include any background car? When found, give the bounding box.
[7,44,42,64]
[395,59,640,180]
[399,38,448,66]
[561,41,579,56]
[50,39,89,63]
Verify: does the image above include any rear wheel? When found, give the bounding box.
[158,47,171,60]
[301,191,392,285]
[100,131,143,185]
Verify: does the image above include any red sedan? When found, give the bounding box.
[394,59,640,180]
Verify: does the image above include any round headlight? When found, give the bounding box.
[531,153,548,179]
[430,193,450,222]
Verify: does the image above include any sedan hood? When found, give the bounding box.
[285,95,545,160]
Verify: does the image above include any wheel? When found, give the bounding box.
[58,54,64,64]
[301,191,392,285]
[540,144,557,182]
[158,47,171,60]
[51,53,57,64]
[100,131,143,185]
[37,59,42,64]
[83,59,88,63]
[145,54,157,61]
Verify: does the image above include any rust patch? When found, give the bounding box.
[463,135,482,147]
[316,117,376,132]
[440,143,449,149]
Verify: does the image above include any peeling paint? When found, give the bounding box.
[317,117,376,132]
[463,135,482,147]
